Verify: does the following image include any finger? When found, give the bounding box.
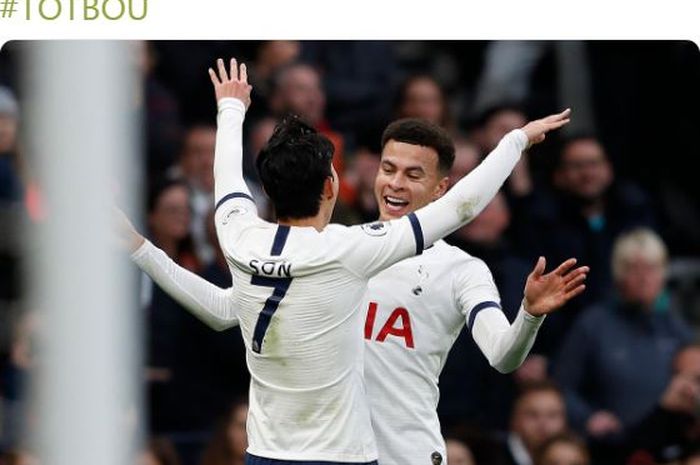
[217,58,229,82]
[229,57,238,81]
[553,258,577,276]
[543,108,571,123]
[531,256,546,278]
[564,274,587,293]
[564,284,586,301]
[548,118,571,129]
[208,68,220,86]
[240,62,248,84]
[563,266,590,284]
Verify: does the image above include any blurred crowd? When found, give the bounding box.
[0,41,699,465]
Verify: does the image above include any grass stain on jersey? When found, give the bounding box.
[458,196,481,222]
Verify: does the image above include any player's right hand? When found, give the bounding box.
[521,108,571,146]
[209,58,252,110]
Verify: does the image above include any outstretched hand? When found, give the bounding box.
[114,207,145,254]
[208,57,252,110]
[523,257,588,316]
[521,108,571,147]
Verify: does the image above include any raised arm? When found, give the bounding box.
[208,58,254,210]
[339,110,571,278]
[115,208,238,331]
[463,256,588,373]
[414,109,571,247]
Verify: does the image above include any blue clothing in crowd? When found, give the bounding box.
[554,298,694,433]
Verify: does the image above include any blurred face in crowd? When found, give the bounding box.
[674,346,700,382]
[273,64,325,125]
[616,254,666,308]
[249,117,277,159]
[455,192,510,245]
[512,390,567,454]
[446,439,475,465]
[375,140,449,220]
[135,451,160,465]
[554,139,613,202]
[448,141,480,187]
[227,403,249,460]
[538,441,589,465]
[0,114,18,153]
[148,184,191,242]
[399,77,445,126]
[180,125,216,192]
[257,41,300,74]
[482,109,526,151]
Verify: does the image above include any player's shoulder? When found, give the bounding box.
[431,241,490,270]
[323,220,394,241]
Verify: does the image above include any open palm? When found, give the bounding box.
[524,257,588,316]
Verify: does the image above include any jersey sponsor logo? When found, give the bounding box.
[221,206,248,224]
[364,301,415,349]
[361,221,389,237]
[249,259,292,277]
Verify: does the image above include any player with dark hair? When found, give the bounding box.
[125,58,577,464]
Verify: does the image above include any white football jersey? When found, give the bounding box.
[362,241,499,465]
[215,195,429,462]
[156,96,531,463]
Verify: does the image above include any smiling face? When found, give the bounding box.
[374,140,449,220]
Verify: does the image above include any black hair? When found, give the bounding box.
[475,102,527,128]
[147,177,190,213]
[556,133,606,168]
[256,115,335,220]
[515,379,564,404]
[393,74,453,129]
[381,118,455,174]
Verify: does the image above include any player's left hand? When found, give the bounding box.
[208,57,252,110]
[523,257,588,316]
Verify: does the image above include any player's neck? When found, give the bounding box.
[278,215,327,232]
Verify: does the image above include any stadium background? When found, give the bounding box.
[0,40,699,465]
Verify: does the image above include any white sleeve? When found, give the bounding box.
[413,129,529,247]
[213,97,258,223]
[455,258,544,374]
[130,240,239,331]
[331,129,529,279]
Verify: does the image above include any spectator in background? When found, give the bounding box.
[146,178,199,272]
[395,75,455,133]
[0,450,40,465]
[0,86,20,204]
[446,438,477,465]
[489,381,568,465]
[517,136,656,354]
[136,437,181,465]
[133,41,183,178]
[246,41,300,124]
[143,178,198,432]
[534,433,590,465]
[199,399,248,465]
[344,147,380,223]
[169,124,217,264]
[625,344,700,465]
[0,311,37,451]
[474,105,532,199]
[554,229,693,445]
[300,41,396,141]
[268,62,355,208]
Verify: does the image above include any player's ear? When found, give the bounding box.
[322,176,334,200]
[433,176,450,200]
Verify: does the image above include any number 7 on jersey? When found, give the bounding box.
[250,275,292,353]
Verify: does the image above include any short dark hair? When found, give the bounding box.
[515,379,563,404]
[557,133,606,168]
[256,115,335,220]
[381,118,455,174]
